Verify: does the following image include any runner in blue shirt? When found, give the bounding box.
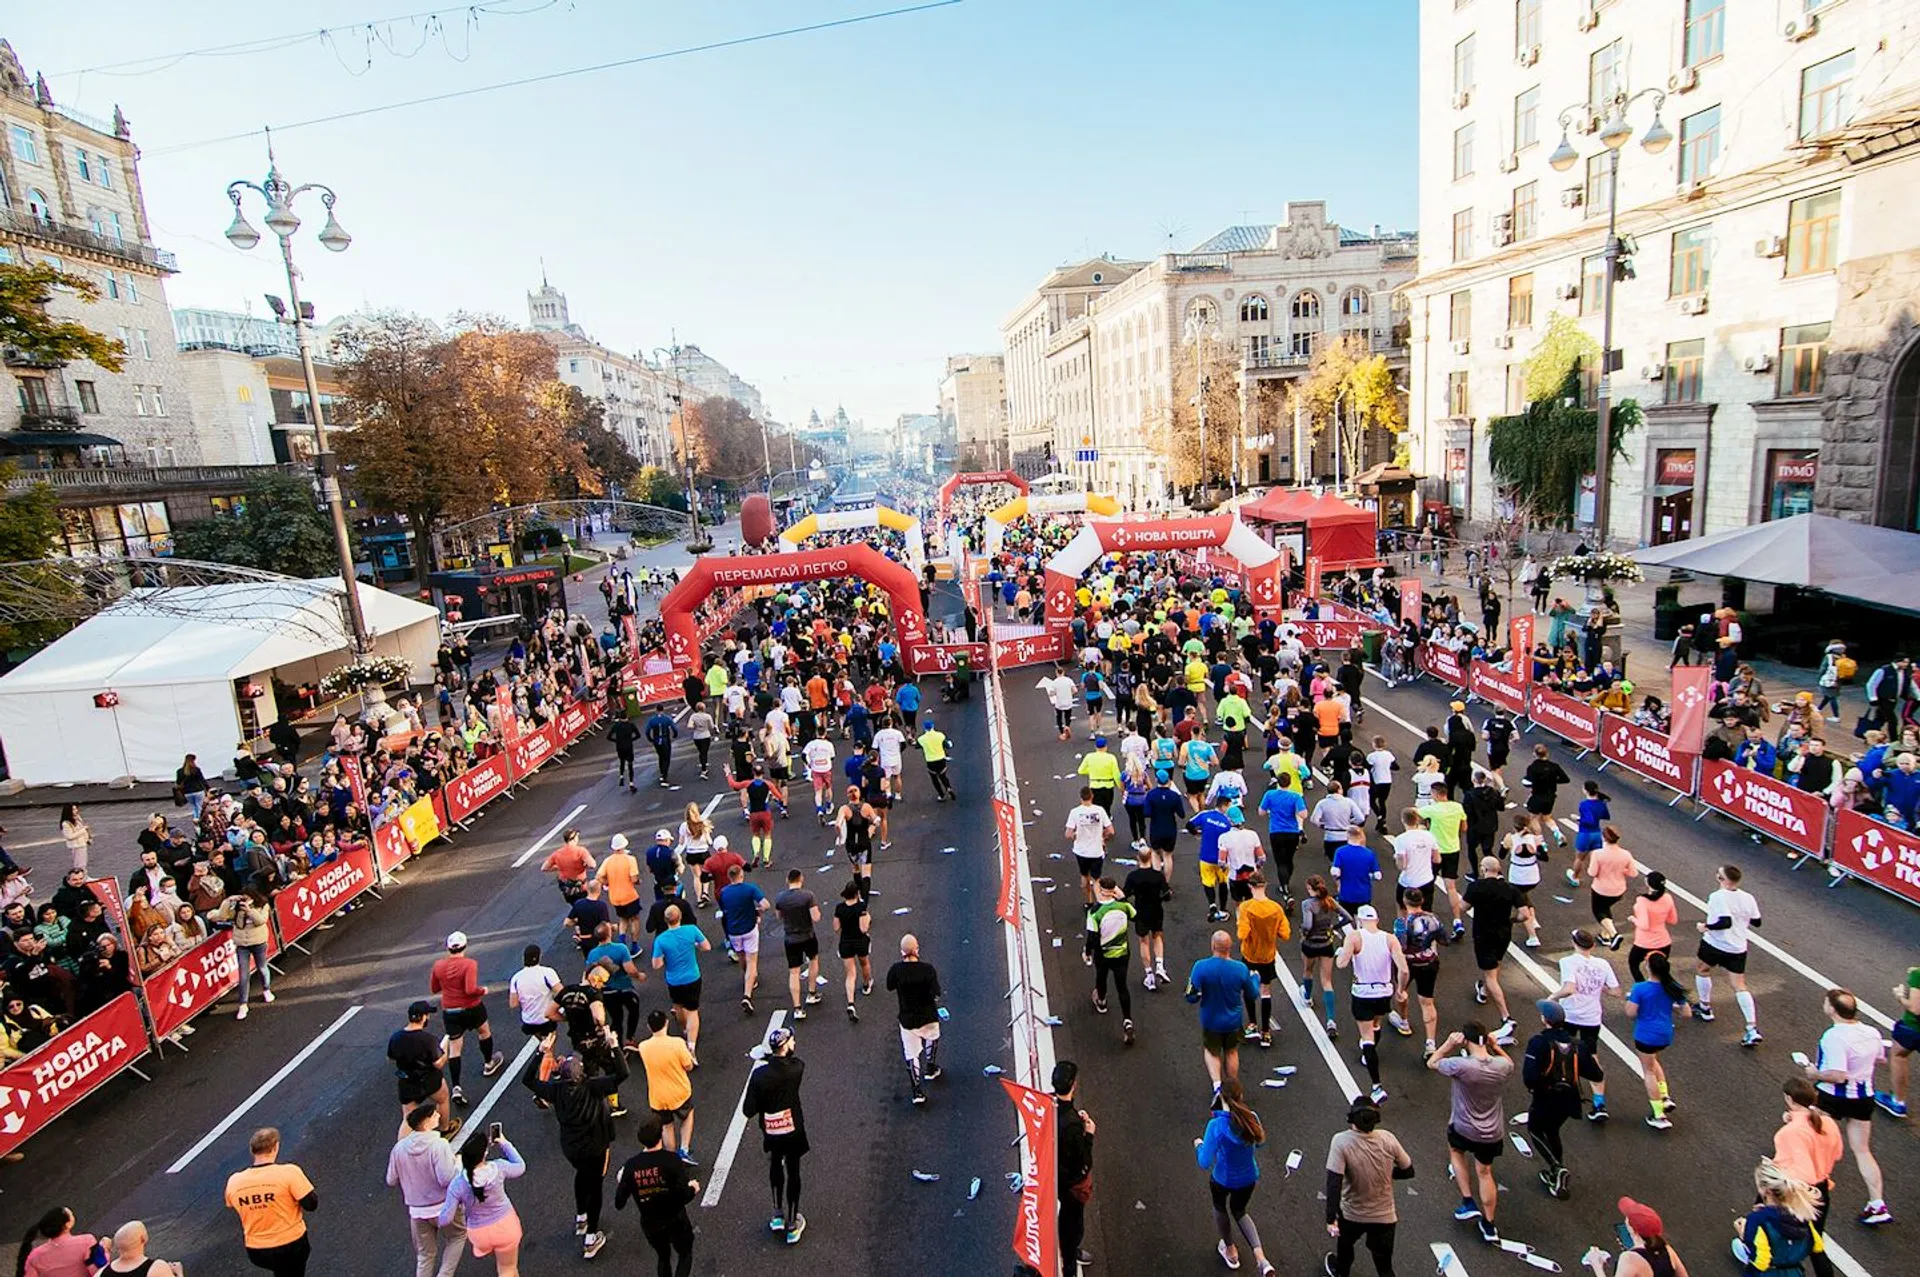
[1144,770,1188,882]
[649,905,711,1062]
[1257,772,1307,899]
[716,866,769,1013]
[1187,931,1261,1094]
[1188,793,1236,923]
[1329,826,1382,910]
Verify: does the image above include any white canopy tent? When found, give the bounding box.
[0,581,440,785]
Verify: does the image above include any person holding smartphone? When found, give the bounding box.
[1584,1197,1690,1277]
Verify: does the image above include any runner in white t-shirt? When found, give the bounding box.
[871,723,907,799]
[1693,862,1764,1046]
[1553,929,1622,1120]
[508,944,562,1044]
[1064,788,1114,906]
[802,736,836,823]
[1807,988,1892,1225]
[1037,668,1078,741]
[1391,809,1439,919]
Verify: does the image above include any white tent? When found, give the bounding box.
[0,581,440,785]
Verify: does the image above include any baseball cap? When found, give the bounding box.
[610,833,629,851]
[713,834,729,850]
[1536,998,1566,1026]
[1617,1197,1664,1239]
[654,829,673,842]
[1450,700,1466,711]
[1093,735,1108,747]
[767,1026,794,1051]
[445,931,467,951]
[923,718,935,730]
[1355,905,1379,922]
[408,999,434,1020]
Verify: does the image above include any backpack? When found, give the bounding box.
[1835,655,1858,682]
[1539,1035,1581,1092]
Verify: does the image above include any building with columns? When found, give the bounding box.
[528,280,682,472]
[1000,256,1145,473]
[1404,0,1920,544]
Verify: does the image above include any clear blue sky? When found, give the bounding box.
[14,1,1417,429]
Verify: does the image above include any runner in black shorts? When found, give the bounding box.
[1463,858,1523,1039]
[832,880,873,1021]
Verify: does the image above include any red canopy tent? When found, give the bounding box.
[1239,487,1317,524]
[1240,490,1380,570]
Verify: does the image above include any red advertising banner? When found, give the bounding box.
[1669,665,1712,754]
[1831,809,1920,906]
[1468,660,1529,714]
[508,722,563,782]
[1416,644,1465,686]
[87,878,139,957]
[373,818,413,875]
[1324,602,1372,624]
[624,669,685,707]
[341,755,368,812]
[1399,577,1423,626]
[0,993,150,1157]
[907,642,990,677]
[1002,1079,1060,1277]
[1599,713,1697,795]
[991,629,1068,671]
[274,845,377,949]
[555,699,591,745]
[494,684,519,743]
[145,931,239,1042]
[1295,619,1376,652]
[1304,556,1323,602]
[1509,614,1535,682]
[444,754,513,824]
[994,798,1021,926]
[1527,688,1601,750]
[1698,759,1829,857]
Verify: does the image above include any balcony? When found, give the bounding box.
[19,406,82,429]
[3,461,303,496]
[0,208,179,274]
[1245,349,1313,371]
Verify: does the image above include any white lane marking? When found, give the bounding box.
[512,803,591,868]
[701,793,725,820]
[700,1011,786,1208]
[462,1035,542,1143]
[1360,691,1897,1030]
[1283,982,1364,1103]
[168,1004,364,1173]
[674,705,691,722]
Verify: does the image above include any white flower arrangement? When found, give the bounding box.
[1546,552,1643,584]
[318,655,414,699]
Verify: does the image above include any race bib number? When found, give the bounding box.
[763,1107,796,1136]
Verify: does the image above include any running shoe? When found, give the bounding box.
[482,1055,504,1077]
[1424,1038,1438,1057]
[1476,1219,1499,1245]
[678,1149,698,1165]
[1260,1033,1273,1049]
[582,1231,607,1259]
[451,1086,467,1107]
[1563,869,1579,888]
[1243,1023,1262,1040]
[236,1005,249,1020]
[1860,1201,1892,1226]
[1324,1254,1340,1277]
[846,1003,859,1022]
[862,981,874,996]
[575,1214,589,1236]
[1091,992,1108,1015]
[911,1090,927,1107]
[924,1064,943,1081]
[1142,973,1156,992]
[1299,979,1314,1007]
[1873,1091,1909,1118]
[1473,981,1488,1005]
[609,1103,628,1118]
[1695,1003,1715,1022]
[1493,1019,1516,1042]
[1586,1104,1609,1123]
[804,993,823,1005]
[1218,1240,1242,1271]
[768,1216,785,1233]
[1741,1027,1763,1048]
[1369,1084,1388,1104]
[1388,1012,1413,1037]
[1326,1018,1340,1039]
[1123,1019,1136,1046]
[262,989,275,1003]
[1646,1114,1673,1130]
[741,997,754,1014]
[1524,935,1541,948]
[785,1214,808,1245]
[793,1008,807,1021]
[1453,1199,1481,1221]
[1155,963,1169,983]
[1452,920,1466,940]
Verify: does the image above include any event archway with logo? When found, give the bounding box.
[983,491,1122,555]
[937,469,1030,518]
[779,504,926,576]
[658,544,928,668]
[1041,515,1286,631]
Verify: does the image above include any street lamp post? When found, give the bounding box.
[653,342,706,548]
[1183,311,1217,501]
[223,145,370,652]
[1547,88,1671,545]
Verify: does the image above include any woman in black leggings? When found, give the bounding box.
[743,1028,810,1245]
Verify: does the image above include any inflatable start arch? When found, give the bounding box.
[1041,515,1286,632]
[657,544,927,668]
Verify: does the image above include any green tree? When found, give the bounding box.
[169,470,351,577]
[0,461,67,651]
[1156,335,1242,494]
[1521,311,1601,403]
[555,385,640,495]
[0,261,125,369]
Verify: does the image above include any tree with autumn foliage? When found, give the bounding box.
[1286,333,1408,481]
[1156,333,1242,496]
[0,261,126,370]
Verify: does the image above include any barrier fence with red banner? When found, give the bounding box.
[1696,758,1830,858]
[509,721,564,783]
[373,818,415,876]
[993,798,1021,926]
[991,628,1068,670]
[1467,660,1528,715]
[443,753,513,824]
[1598,713,1698,801]
[1295,618,1378,651]
[144,930,239,1045]
[1002,1078,1060,1277]
[908,641,989,677]
[0,992,150,1158]
[1526,687,1601,751]
[1831,809,1920,907]
[1415,644,1465,686]
[273,844,378,951]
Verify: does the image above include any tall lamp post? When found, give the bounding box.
[223,148,370,652]
[1546,87,1671,545]
[652,342,706,548]
[1182,310,1218,500]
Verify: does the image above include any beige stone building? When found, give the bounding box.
[938,354,1007,468]
[529,280,683,471]
[1404,0,1920,543]
[1000,257,1145,472]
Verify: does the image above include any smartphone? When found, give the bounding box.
[488,1121,503,1144]
[1615,1223,1634,1250]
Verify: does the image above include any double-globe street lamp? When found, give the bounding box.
[1545,87,1671,544]
[222,151,370,651]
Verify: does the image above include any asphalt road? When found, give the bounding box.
[1012,664,1920,1277]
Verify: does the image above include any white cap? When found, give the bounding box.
[654,829,673,842]
[609,833,629,851]
[712,834,729,850]
[445,930,468,950]
[1355,905,1378,922]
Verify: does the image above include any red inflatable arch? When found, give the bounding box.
[1041,515,1286,632]
[937,469,1029,517]
[658,544,928,669]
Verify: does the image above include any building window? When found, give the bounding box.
[1581,254,1606,317]
[1447,371,1471,417]
[132,384,147,416]
[137,328,153,360]
[1291,291,1322,322]
[9,124,38,165]
[1454,34,1476,97]
[1785,189,1840,276]
[1679,105,1721,185]
[26,187,53,220]
[1765,449,1819,521]
[1452,208,1474,262]
[1514,86,1539,151]
[1246,335,1270,362]
[1778,322,1830,398]
[1589,40,1624,110]
[1585,154,1612,216]
[104,272,120,300]
[1508,273,1534,328]
[1669,224,1711,297]
[75,380,100,413]
[122,274,138,303]
[1449,290,1473,341]
[152,387,166,417]
[1340,287,1370,320]
[1505,363,1528,413]
[1799,51,1855,140]
[1684,0,1725,67]
[1511,181,1538,241]
[1664,339,1705,404]
[1453,123,1476,179]
[1515,0,1542,55]
[16,376,50,414]
[1239,295,1269,324]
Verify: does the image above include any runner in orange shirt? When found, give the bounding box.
[596,834,645,944]
[225,1127,318,1275]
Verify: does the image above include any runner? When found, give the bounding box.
[1257,771,1306,901]
[1625,951,1692,1129]
[773,870,824,1021]
[1189,791,1236,923]
[1121,756,1153,852]
[675,805,714,908]
[1732,1162,1823,1276]
[1236,873,1290,1049]
[917,717,957,802]
[1552,929,1621,1122]
[742,1026,809,1245]
[1693,863,1764,1047]
[835,786,879,903]
[1586,825,1638,952]
[609,712,640,793]
[224,1128,319,1277]
[430,931,502,1108]
[1390,809,1438,922]
[716,864,769,1014]
[1323,1100,1414,1277]
[595,835,646,945]
[635,1009,697,1165]
[872,713,908,803]
[801,732,836,823]
[613,1116,700,1277]
[1392,889,1445,1056]
[1085,878,1138,1046]
[698,837,743,921]
[1773,1078,1845,1277]
[1220,816,1263,909]
[1463,857,1523,1041]
[540,829,595,909]
[1337,905,1409,1104]
[1804,988,1893,1225]
[1082,663,1114,740]
[832,879,872,1020]
[886,933,946,1104]
[1422,782,1469,939]
[1122,851,1171,991]
[1180,726,1221,814]
[1194,1079,1278,1276]
[1429,1022,1513,1246]
[731,765,783,869]
[1038,665,1078,742]
[644,707,679,788]
[648,903,710,1063]
[1311,780,1367,866]
[1569,780,1611,889]
[1521,743,1572,851]
[688,700,716,781]
[1363,736,1398,833]
[1298,876,1353,1039]
[1504,813,1545,948]
[1079,735,1121,814]
[1330,825,1382,915]
[1067,786,1117,909]
[521,1033,625,1260]
[388,1000,453,1132]
[1144,768,1188,882]
[586,921,645,1043]
[1877,963,1919,1117]
[1187,929,1261,1094]
[1521,999,1586,1200]
[508,945,562,1055]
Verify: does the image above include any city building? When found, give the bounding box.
[1,39,202,474]
[894,411,946,472]
[1000,256,1146,472]
[670,341,769,422]
[1003,203,1415,507]
[938,354,1006,469]
[1405,0,1920,544]
[528,279,682,472]
[173,305,300,358]
[176,340,347,467]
